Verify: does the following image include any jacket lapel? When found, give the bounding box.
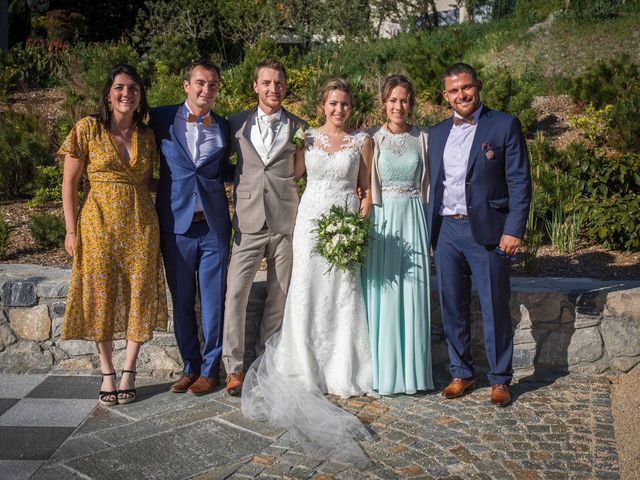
[236,108,264,166]
[167,125,195,171]
[466,107,493,178]
[433,118,454,184]
[268,108,294,161]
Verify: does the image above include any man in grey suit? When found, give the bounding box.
[222,59,307,395]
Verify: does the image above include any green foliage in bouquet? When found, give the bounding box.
[313,203,373,272]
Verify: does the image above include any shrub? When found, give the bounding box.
[27,165,63,208]
[44,9,88,42]
[0,111,52,198]
[0,216,9,259]
[570,56,640,150]
[568,103,613,147]
[29,213,66,248]
[2,40,68,89]
[480,67,537,133]
[563,143,640,250]
[565,0,623,20]
[145,34,199,76]
[146,62,185,108]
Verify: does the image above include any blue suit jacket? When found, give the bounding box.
[427,106,531,247]
[149,104,232,236]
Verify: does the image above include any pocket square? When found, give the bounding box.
[482,142,495,160]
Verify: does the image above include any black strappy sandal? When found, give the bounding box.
[99,372,118,407]
[117,369,137,405]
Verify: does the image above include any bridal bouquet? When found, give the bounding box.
[314,203,373,272]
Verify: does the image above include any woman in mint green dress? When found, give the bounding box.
[363,75,433,395]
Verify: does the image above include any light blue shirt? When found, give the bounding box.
[440,103,483,216]
[173,102,223,212]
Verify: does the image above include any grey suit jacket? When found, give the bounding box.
[229,107,308,235]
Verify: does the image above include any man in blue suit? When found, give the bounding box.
[149,59,232,396]
[427,63,531,407]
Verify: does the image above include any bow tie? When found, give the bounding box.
[453,116,476,127]
[187,113,213,125]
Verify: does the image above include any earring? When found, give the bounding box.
[108,103,113,112]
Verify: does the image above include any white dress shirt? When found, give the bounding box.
[173,102,223,212]
[440,104,483,216]
[249,107,289,165]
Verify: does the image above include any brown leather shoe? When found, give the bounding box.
[225,372,245,396]
[187,375,218,396]
[170,373,198,393]
[491,384,512,407]
[442,377,476,399]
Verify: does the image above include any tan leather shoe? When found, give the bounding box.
[170,373,198,393]
[225,372,245,396]
[442,377,476,399]
[491,384,512,407]
[187,375,218,396]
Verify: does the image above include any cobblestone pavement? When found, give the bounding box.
[2,373,619,480]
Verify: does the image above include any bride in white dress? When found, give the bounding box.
[241,78,375,465]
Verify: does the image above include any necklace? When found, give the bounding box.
[110,121,133,140]
[385,121,411,135]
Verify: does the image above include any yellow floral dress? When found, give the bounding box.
[59,116,168,343]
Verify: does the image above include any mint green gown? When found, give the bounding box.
[362,127,433,395]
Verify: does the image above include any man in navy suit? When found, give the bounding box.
[427,63,531,406]
[149,59,232,396]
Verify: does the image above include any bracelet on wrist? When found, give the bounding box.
[66,232,76,235]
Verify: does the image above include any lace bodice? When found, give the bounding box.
[300,129,367,216]
[377,127,422,197]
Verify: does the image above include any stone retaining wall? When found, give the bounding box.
[1,264,639,378]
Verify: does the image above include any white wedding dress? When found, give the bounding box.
[241,129,374,465]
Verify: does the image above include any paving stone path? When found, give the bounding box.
[0,373,619,480]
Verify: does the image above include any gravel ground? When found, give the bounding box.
[611,369,640,480]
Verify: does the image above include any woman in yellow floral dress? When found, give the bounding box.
[60,64,168,406]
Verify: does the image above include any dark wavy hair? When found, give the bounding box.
[98,64,148,130]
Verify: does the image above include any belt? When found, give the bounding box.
[192,211,206,223]
[447,214,468,219]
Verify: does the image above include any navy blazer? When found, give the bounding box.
[427,106,531,247]
[149,104,233,236]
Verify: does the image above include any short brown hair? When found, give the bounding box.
[441,63,478,88]
[185,59,221,82]
[316,78,354,117]
[380,74,415,117]
[254,58,287,82]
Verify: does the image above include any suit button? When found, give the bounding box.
[264,189,269,194]
[192,192,197,196]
